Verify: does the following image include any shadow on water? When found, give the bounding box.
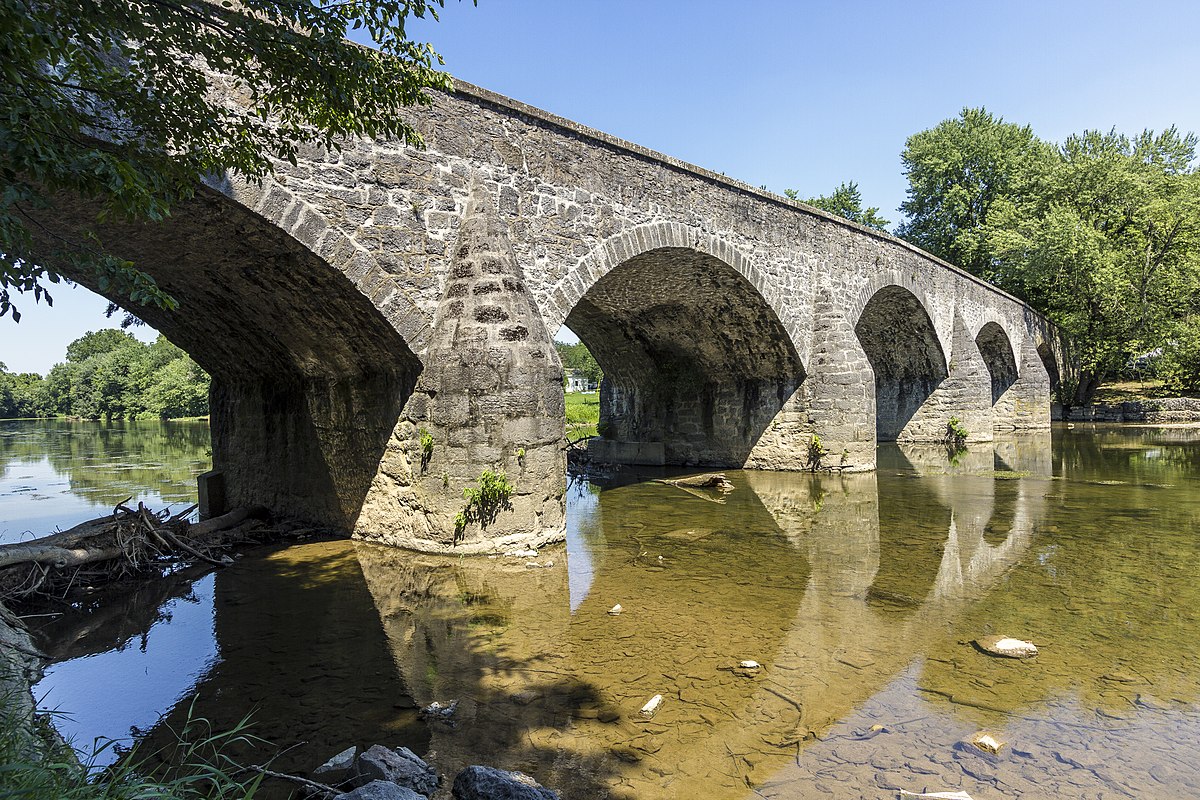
[26,426,1200,798]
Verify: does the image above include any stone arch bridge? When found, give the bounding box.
[32,81,1057,552]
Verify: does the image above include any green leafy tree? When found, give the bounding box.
[899,108,1200,405]
[1,0,460,321]
[992,128,1200,403]
[65,329,138,363]
[555,341,603,385]
[897,108,1056,277]
[785,182,890,232]
[144,354,211,418]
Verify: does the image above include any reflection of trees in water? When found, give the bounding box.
[1055,424,1200,481]
[0,419,210,504]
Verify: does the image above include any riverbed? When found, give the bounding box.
[5,419,1200,798]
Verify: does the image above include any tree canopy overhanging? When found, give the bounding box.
[0,0,458,321]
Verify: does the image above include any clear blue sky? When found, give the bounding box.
[4,0,1196,373]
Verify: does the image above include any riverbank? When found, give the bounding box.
[1054,395,1200,423]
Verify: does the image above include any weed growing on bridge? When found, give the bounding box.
[454,469,516,540]
[418,428,434,473]
[805,434,829,471]
[944,417,969,449]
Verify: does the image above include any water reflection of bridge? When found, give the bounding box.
[346,435,1052,799]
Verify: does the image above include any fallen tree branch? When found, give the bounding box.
[0,502,271,605]
[243,765,339,797]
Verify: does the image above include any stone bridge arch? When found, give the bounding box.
[852,283,952,442]
[547,222,804,353]
[26,182,424,529]
[558,231,810,468]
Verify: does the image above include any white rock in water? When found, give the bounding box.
[975,635,1038,659]
[899,791,976,800]
[608,604,623,615]
[639,694,663,719]
[738,660,761,670]
[968,731,1006,754]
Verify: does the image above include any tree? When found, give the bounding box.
[1,0,460,321]
[897,108,1056,278]
[555,341,603,385]
[65,329,138,363]
[898,108,1200,406]
[992,128,1200,403]
[785,182,890,232]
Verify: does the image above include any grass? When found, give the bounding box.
[0,696,266,800]
[565,391,600,439]
[1091,379,1170,404]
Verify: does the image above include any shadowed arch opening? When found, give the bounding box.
[975,322,1019,404]
[564,247,805,466]
[854,286,948,441]
[26,185,423,528]
[1036,342,1061,396]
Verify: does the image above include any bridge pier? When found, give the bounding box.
[208,371,410,527]
[894,316,994,443]
[352,184,567,553]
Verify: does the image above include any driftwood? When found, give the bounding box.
[655,472,735,492]
[0,502,269,604]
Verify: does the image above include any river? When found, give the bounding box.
[3,418,1200,798]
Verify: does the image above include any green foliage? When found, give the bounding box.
[418,427,434,472]
[1,0,460,321]
[897,108,1056,276]
[899,108,1200,405]
[785,182,890,232]
[456,469,515,537]
[0,698,265,800]
[564,391,600,438]
[65,329,137,363]
[0,332,209,419]
[944,416,969,449]
[556,341,603,386]
[805,433,828,471]
[1159,317,1200,393]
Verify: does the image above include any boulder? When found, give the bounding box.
[973,635,1038,659]
[354,745,439,796]
[315,745,358,784]
[452,766,560,800]
[338,780,426,800]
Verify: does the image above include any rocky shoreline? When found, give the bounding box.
[1053,396,1200,423]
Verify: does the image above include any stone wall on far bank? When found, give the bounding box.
[1053,397,1200,423]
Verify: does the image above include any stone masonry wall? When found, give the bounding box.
[36,76,1058,549]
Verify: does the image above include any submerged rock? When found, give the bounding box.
[973,635,1038,659]
[452,765,560,800]
[639,694,663,719]
[354,745,439,796]
[967,731,1007,754]
[420,699,459,724]
[339,781,426,800]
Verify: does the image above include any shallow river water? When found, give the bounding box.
[6,420,1200,799]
